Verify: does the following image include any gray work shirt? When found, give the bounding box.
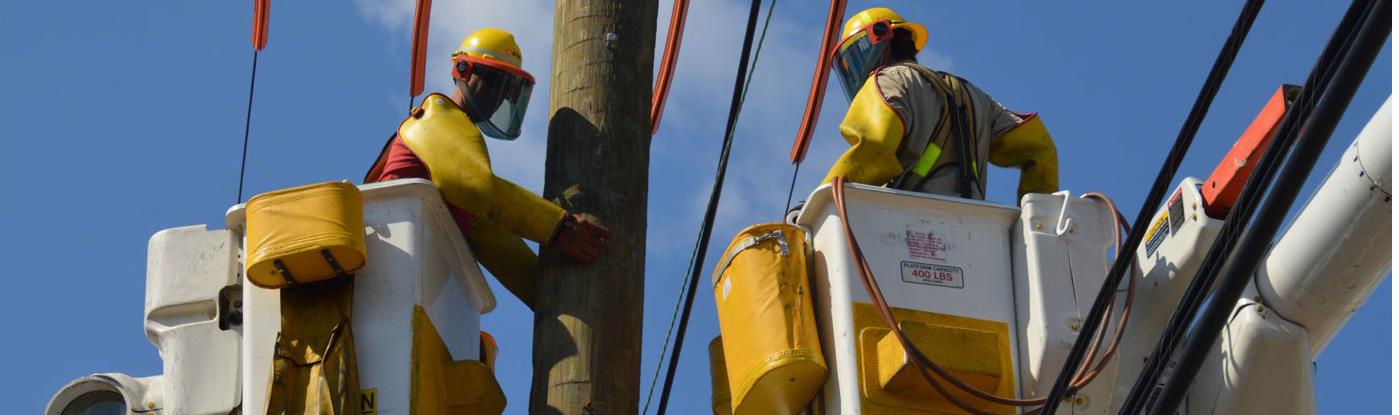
[875,61,1023,199]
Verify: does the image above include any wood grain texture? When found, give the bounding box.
[530,0,658,414]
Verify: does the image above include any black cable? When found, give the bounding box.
[783,161,802,217]
[1144,1,1387,413]
[653,0,764,413]
[236,50,260,203]
[1037,1,1268,412]
[1117,1,1375,412]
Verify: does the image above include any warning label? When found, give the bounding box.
[901,261,964,289]
[1144,211,1170,257]
[905,229,949,261]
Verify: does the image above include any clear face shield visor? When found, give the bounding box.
[453,57,536,140]
[833,20,894,101]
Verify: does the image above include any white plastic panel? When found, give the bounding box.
[1187,299,1316,415]
[143,225,241,415]
[1113,178,1223,409]
[1012,192,1117,413]
[798,183,1023,414]
[1257,98,1392,356]
[229,179,495,415]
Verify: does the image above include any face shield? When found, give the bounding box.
[453,57,535,140]
[833,20,893,101]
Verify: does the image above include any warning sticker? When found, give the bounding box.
[905,229,949,261]
[361,388,378,414]
[901,261,964,289]
[1143,211,1170,257]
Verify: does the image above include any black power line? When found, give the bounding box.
[1143,1,1388,413]
[236,50,260,203]
[1118,1,1378,412]
[1038,0,1268,412]
[650,0,770,413]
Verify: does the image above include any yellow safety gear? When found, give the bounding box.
[842,7,927,52]
[712,223,827,415]
[244,182,366,289]
[267,281,361,414]
[899,66,981,195]
[399,93,565,244]
[825,64,1058,201]
[465,219,540,309]
[988,114,1059,199]
[453,28,524,68]
[452,28,535,140]
[833,7,927,101]
[822,77,907,187]
[410,305,507,414]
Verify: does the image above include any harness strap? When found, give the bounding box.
[893,66,981,196]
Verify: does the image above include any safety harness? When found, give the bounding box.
[890,65,981,198]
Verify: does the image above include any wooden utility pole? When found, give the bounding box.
[531,1,657,414]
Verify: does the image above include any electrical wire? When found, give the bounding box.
[1118,0,1371,410]
[1037,0,1268,411]
[646,0,774,413]
[1123,1,1388,413]
[236,50,260,203]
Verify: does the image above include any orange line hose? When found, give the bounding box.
[251,0,270,51]
[650,0,691,134]
[788,0,846,163]
[408,0,432,99]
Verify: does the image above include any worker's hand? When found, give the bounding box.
[548,212,612,263]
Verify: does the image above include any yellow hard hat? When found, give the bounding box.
[842,7,927,52]
[453,28,524,69]
[451,28,535,140]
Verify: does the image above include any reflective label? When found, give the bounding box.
[901,261,964,289]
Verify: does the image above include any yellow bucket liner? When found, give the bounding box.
[712,223,827,415]
[245,181,366,289]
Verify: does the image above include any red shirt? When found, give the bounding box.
[373,135,477,233]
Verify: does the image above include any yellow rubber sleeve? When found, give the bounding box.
[822,77,908,186]
[399,93,565,244]
[989,115,1059,199]
[465,219,540,310]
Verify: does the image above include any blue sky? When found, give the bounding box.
[1,1,1389,414]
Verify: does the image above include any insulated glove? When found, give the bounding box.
[549,212,612,263]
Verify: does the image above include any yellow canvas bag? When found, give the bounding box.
[712,223,827,415]
[245,182,367,289]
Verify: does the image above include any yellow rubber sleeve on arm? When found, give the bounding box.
[465,219,540,310]
[989,114,1059,199]
[822,77,908,186]
[399,93,566,244]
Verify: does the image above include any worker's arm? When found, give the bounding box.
[399,95,565,244]
[822,72,908,186]
[465,219,540,310]
[988,113,1059,199]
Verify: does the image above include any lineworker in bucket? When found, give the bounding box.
[823,7,1059,202]
[364,28,610,309]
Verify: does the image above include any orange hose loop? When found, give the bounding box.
[650,0,691,135]
[251,0,270,51]
[408,0,433,99]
